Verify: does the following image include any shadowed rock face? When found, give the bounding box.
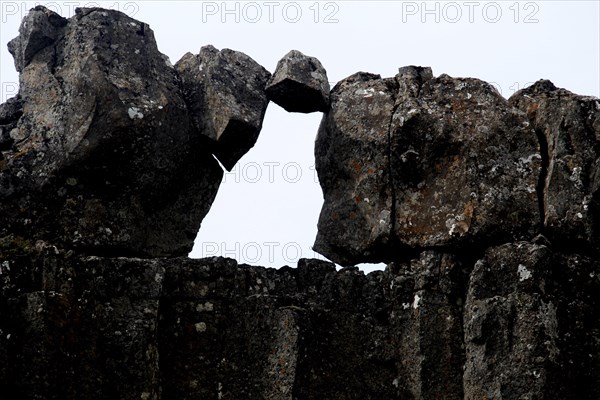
[0,245,597,399]
[1,6,599,400]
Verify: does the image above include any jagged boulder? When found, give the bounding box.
[0,7,223,257]
[176,45,271,171]
[509,81,600,251]
[265,50,330,113]
[314,72,396,265]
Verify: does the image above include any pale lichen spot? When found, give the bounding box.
[195,322,207,333]
[412,294,421,309]
[128,107,144,120]
[518,264,532,281]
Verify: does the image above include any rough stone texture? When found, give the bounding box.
[0,7,224,257]
[314,72,396,265]
[265,50,330,113]
[176,45,271,171]
[1,244,598,399]
[391,71,541,249]
[463,242,600,399]
[510,81,600,252]
[315,67,541,265]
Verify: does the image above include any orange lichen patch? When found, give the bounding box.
[527,102,539,114]
[350,159,362,174]
[451,99,468,113]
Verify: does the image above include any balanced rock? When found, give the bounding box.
[509,80,600,251]
[176,45,271,171]
[0,7,223,257]
[265,50,330,113]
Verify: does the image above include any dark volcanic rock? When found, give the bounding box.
[509,80,600,252]
[1,7,600,400]
[0,95,22,151]
[176,45,271,171]
[2,246,594,399]
[464,242,558,399]
[0,7,223,257]
[463,242,600,399]
[314,67,541,265]
[265,50,330,113]
[314,72,396,265]
[391,72,541,249]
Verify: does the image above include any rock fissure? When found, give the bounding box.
[535,126,551,231]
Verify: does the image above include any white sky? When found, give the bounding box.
[1,1,599,272]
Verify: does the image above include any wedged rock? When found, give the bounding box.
[391,71,541,249]
[509,80,600,252]
[265,50,330,113]
[175,45,271,171]
[0,7,223,257]
[313,72,396,266]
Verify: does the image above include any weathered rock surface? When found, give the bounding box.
[314,72,396,265]
[0,242,598,399]
[391,71,540,249]
[265,50,330,113]
[0,7,225,257]
[464,242,600,399]
[315,67,541,265]
[176,45,271,171]
[510,81,600,252]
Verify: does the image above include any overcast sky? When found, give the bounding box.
[1,1,599,271]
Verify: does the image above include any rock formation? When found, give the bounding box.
[0,6,599,400]
[0,7,270,258]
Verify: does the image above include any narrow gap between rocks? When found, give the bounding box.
[190,105,330,269]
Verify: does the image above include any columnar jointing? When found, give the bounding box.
[0,6,599,400]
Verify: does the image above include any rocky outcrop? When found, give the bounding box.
[314,72,396,264]
[0,7,276,257]
[266,50,330,113]
[1,6,599,400]
[176,45,271,170]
